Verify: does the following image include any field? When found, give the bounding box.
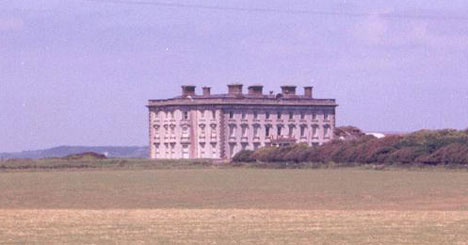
[1,166,468,244]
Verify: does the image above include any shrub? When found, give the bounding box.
[232,150,256,162]
[416,143,468,165]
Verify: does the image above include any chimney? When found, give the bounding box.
[280,85,297,98]
[248,85,263,96]
[181,85,196,97]
[304,86,313,98]
[227,83,243,95]
[202,87,211,96]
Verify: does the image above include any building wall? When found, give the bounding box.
[221,107,335,159]
[149,108,222,159]
[149,105,335,160]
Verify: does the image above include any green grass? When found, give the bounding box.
[1,167,468,243]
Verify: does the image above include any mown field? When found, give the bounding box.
[1,166,468,244]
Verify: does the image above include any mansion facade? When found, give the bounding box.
[147,84,337,160]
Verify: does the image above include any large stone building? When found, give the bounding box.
[147,84,337,160]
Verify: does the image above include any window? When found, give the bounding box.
[183,111,189,120]
[170,125,175,136]
[253,111,258,119]
[277,126,282,136]
[199,143,205,158]
[242,126,248,137]
[277,112,282,119]
[229,111,234,119]
[229,125,236,137]
[300,126,306,137]
[182,144,189,159]
[300,112,305,119]
[182,125,189,138]
[199,124,205,136]
[211,143,217,157]
[212,110,216,119]
[312,125,318,138]
[289,112,293,119]
[170,143,175,157]
[164,143,169,156]
[254,125,259,137]
[265,126,270,137]
[210,124,217,138]
[242,112,246,119]
[229,144,236,157]
[324,113,329,120]
[288,126,294,136]
[312,112,317,120]
[200,110,205,118]
[266,112,270,119]
[324,126,330,138]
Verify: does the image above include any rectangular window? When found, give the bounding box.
[253,111,258,119]
[229,111,234,119]
[324,126,329,138]
[266,112,270,119]
[200,110,205,118]
[265,126,270,137]
[300,112,305,119]
[324,113,329,120]
[199,143,205,158]
[229,125,236,137]
[183,111,189,120]
[211,143,217,157]
[288,126,294,136]
[242,126,247,137]
[229,144,236,157]
[300,126,305,137]
[312,113,317,120]
[289,112,293,119]
[277,112,281,119]
[254,126,259,137]
[312,126,318,138]
[212,110,216,119]
[277,126,282,136]
[242,112,246,119]
[170,143,175,157]
[182,144,189,159]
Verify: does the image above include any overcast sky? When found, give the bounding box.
[1,0,468,152]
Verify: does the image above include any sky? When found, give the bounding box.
[1,0,468,152]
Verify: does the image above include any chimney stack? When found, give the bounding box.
[248,85,263,96]
[304,86,313,98]
[227,83,243,95]
[280,85,297,98]
[181,85,196,97]
[202,87,211,96]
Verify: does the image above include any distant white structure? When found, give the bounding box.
[147,84,338,160]
[366,132,386,139]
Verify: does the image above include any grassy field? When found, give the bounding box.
[1,167,468,243]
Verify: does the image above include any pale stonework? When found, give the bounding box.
[147,84,337,160]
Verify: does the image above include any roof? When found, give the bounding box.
[147,93,338,107]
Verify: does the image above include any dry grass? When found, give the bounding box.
[1,209,467,244]
[1,168,468,243]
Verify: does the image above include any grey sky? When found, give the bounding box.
[1,0,468,152]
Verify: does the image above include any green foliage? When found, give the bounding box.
[232,150,256,162]
[236,128,468,166]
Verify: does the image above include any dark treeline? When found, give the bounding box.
[232,128,468,166]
